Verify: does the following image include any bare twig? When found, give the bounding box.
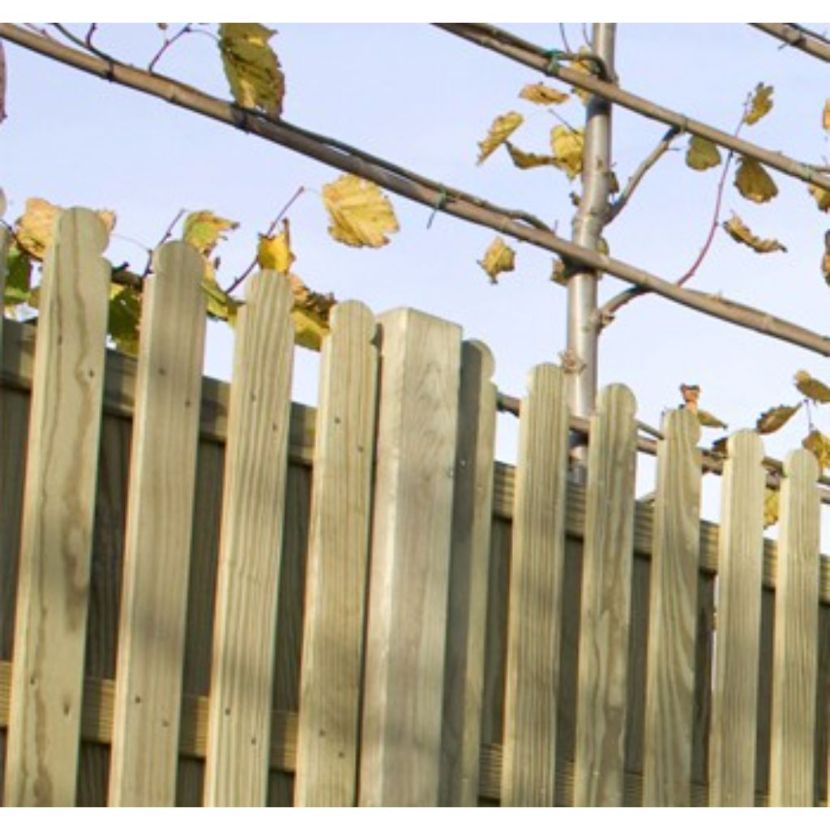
[142,207,186,276]
[607,126,680,222]
[84,24,98,50]
[750,23,830,62]
[224,185,306,295]
[558,23,573,54]
[51,23,113,62]
[3,24,830,358]
[148,23,193,72]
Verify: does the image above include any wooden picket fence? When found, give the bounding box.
[0,208,828,806]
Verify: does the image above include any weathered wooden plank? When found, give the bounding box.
[0,227,8,374]
[439,339,497,807]
[769,449,820,806]
[359,309,461,806]
[3,209,111,806]
[642,408,702,806]
[814,603,830,806]
[294,302,378,806]
[501,363,569,806]
[691,572,715,791]
[108,242,206,805]
[203,272,294,806]
[574,384,638,806]
[708,429,766,806]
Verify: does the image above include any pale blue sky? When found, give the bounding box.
[2,17,829,527]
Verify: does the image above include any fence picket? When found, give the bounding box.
[709,429,766,806]
[107,242,206,805]
[294,301,378,806]
[642,408,702,805]
[359,309,461,806]
[769,449,820,806]
[439,340,497,807]
[3,209,111,806]
[574,383,638,806]
[0,227,8,375]
[203,272,294,806]
[501,364,569,806]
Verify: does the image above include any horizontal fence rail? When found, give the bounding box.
[1,209,829,806]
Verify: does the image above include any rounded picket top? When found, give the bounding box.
[725,428,765,464]
[462,338,496,384]
[329,299,377,343]
[783,446,820,483]
[525,362,565,400]
[152,239,206,284]
[57,206,110,257]
[595,382,637,421]
[661,406,701,446]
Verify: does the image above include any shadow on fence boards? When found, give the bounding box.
[0,208,828,807]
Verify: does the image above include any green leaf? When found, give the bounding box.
[108,283,142,356]
[4,244,33,307]
[685,136,721,171]
[182,210,239,256]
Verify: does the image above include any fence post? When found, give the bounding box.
[642,407,702,806]
[3,209,111,806]
[107,242,207,805]
[573,383,638,806]
[203,272,294,806]
[0,226,8,375]
[501,363,569,806]
[708,429,765,806]
[359,308,461,806]
[294,301,378,806]
[769,449,820,806]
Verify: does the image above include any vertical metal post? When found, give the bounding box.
[566,23,615,465]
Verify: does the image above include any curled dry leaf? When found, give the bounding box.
[794,369,830,403]
[803,429,830,471]
[685,136,721,171]
[182,210,238,256]
[256,219,294,274]
[505,142,557,170]
[289,272,336,351]
[755,402,801,434]
[710,436,728,457]
[722,213,786,254]
[478,236,515,284]
[519,82,569,105]
[823,231,830,285]
[743,83,774,126]
[569,47,594,103]
[734,157,778,204]
[477,111,524,164]
[697,409,728,430]
[550,126,584,180]
[15,197,115,260]
[823,98,830,132]
[322,174,399,248]
[763,488,779,529]
[218,23,285,118]
[809,184,830,213]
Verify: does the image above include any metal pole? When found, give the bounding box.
[566,23,615,462]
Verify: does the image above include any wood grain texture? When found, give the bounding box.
[642,408,702,805]
[439,340,497,806]
[501,363,569,806]
[574,384,638,806]
[359,309,461,806]
[108,242,207,805]
[769,449,820,806]
[0,227,8,373]
[203,272,294,806]
[708,429,766,806]
[294,302,378,806]
[3,209,111,806]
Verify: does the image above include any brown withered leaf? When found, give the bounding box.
[710,436,729,457]
[755,402,801,434]
[810,184,830,212]
[685,136,721,171]
[478,237,515,284]
[477,111,523,164]
[823,98,830,131]
[823,231,830,284]
[519,82,569,105]
[505,142,558,170]
[803,429,830,471]
[722,213,786,254]
[744,83,774,126]
[734,157,778,203]
[794,369,830,403]
[679,383,700,413]
[763,488,779,528]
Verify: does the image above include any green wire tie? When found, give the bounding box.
[543,48,566,75]
[427,189,448,229]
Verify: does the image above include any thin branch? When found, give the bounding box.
[224,185,306,295]
[750,23,830,63]
[148,23,193,73]
[2,24,830,359]
[142,207,186,276]
[558,23,573,54]
[607,126,680,222]
[51,23,114,62]
[434,23,830,192]
[84,24,98,50]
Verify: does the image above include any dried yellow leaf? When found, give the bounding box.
[697,409,728,430]
[550,126,584,180]
[201,263,240,324]
[183,210,238,256]
[722,213,786,254]
[795,370,830,403]
[822,99,829,131]
[809,184,830,212]
[743,83,774,126]
[288,272,336,351]
[685,136,722,171]
[519,82,569,106]
[734,157,778,204]
[477,111,524,164]
[569,47,594,103]
[505,142,557,170]
[322,174,399,248]
[219,23,284,117]
[15,197,115,260]
[763,488,779,528]
[823,232,830,285]
[257,220,294,274]
[478,237,515,284]
[755,402,801,434]
[803,429,830,471]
